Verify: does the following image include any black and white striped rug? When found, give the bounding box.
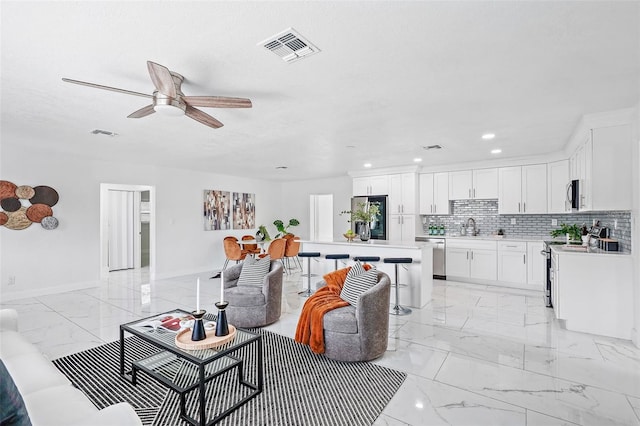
[53,329,406,425]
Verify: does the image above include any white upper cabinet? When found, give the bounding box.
[449,168,498,200]
[449,170,473,200]
[419,172,450,215]
[547,159,570,213]
[352,175,389,196]
[578,124,632,211]
[498,164,547,214]
[472,168,499,199]
[389,173,417,214]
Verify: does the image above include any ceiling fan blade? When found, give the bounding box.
[127,104,156,118]
[62,78,152,99]
[183,96,252,108]
[185,105,223,129]
[147,61,176,98]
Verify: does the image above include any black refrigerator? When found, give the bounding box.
[350,195,388,240]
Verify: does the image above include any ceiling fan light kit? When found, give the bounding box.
[63,61,252,129]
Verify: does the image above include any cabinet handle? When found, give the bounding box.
[518,202,521,212]
[523,254,526,264]
[471,251,474,260]
[473,188,476,198]
[466,251,469,260]
[523,202,526,213]
[468,188,471,198]
[506,245,517,248]
[430,204,433,213]
[434,204,437,212]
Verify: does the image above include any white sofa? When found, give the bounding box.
[0,309,141,426]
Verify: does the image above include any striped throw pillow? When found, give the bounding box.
[340,261,378,306]
[237,255,271,286]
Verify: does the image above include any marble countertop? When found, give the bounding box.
[417,235,553,242]
[300,239,432,250]
[550,244,631,256]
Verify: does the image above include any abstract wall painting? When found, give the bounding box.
[203,190,231,231]
[0,180,59,230]
[233,192,255,230]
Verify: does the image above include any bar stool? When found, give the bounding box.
[325,253,350,270]
[298,252,321,297]
[384,257,412,316]
[352,256,380,265]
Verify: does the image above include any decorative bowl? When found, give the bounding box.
[343,233,356,241]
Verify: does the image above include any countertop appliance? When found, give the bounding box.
[351,196,388,240]
[415,236,446,280]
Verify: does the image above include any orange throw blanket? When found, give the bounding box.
[295,265,370,354]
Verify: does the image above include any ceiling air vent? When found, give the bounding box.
[423,144,443,150]
[258,28,320,63]
[90,129,117,136]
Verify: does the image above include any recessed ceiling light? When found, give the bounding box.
[363,163,372,168]
[482,133,495,140]
[491,149,502,154]
[413,158,422,162]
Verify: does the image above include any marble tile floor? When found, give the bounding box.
[2,267,640,426]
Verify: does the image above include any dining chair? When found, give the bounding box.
[223,237,249,269]
[259,238,286,268]
[283,236,302,272]
[241,235,261,255]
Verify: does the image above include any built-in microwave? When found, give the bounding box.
[567,179,580,211]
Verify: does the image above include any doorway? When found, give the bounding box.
[100,183,155,279]
[309,194,333,241]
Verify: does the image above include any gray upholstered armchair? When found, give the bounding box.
[317,270,391,362]
[223,260,283,328]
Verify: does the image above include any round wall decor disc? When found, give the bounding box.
[41,216,59,230]
[26,204,53,223]
[0,181,17,200]
[5,207,31,230]
[30,186,59,207]
[0,197,21,212]
[0,212,8,226]
[15,185,35,199]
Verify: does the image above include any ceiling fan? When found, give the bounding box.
[62,61,252,129]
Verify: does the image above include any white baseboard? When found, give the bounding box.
[1,279,101,301]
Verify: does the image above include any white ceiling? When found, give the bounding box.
[1,1,638,181]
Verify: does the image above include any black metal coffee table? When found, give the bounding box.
[119,309,262,426]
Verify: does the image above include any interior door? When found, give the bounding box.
[108,190,135,271]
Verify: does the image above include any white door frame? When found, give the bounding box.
[100,183,156,279]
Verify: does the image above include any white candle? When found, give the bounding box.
[220,271,224,303]
[196,278,200,312]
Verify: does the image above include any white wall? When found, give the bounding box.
[280,175,352,241]
[0,141,284,299]
[633,104,640,347]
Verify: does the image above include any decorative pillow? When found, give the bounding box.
[237,255,271,286]
[0,360,31,426]
[340,261,378,306]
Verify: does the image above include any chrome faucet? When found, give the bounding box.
[466,218,477,236]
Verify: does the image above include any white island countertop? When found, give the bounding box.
[300,239,433,250]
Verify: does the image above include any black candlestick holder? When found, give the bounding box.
[191,310,207,341]
[215,302,229,336]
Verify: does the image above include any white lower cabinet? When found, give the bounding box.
[497,242,527,284]
[448,239,544,290]
[446,239,497,281]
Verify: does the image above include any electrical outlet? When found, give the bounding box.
[7,276,15,286]
[552,219,558,226]
[510,218,516,225]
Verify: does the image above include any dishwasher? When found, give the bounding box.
[415,236,446,280]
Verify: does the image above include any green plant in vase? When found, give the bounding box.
[550,223,582,243]
[273,218,300,238]
[340,202,380,241]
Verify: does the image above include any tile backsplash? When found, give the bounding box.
[420,199,632,252]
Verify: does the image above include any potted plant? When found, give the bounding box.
[550,223,582,243]
[340,202,380,241]
[273,218,300,238]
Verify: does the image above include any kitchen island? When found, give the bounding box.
[300,240,433,308]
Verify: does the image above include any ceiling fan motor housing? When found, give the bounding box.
[153,72,186,115]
